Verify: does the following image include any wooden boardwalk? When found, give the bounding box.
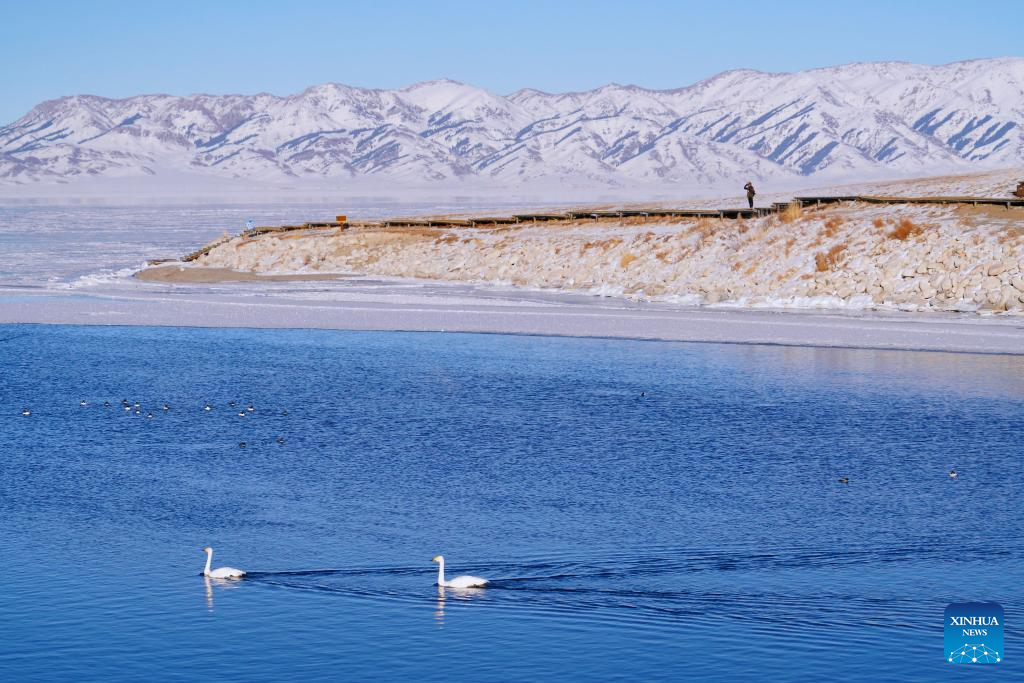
[181,194,1024,262]
[794,195,1024,208]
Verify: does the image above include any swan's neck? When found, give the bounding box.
[436,559,445,586]
[204,551,212,576]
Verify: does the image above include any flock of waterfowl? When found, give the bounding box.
[17,396,958,589]
[201,547,487,587]
[19,398,288,449]
[17,398,487,588]
[20,399,967,481]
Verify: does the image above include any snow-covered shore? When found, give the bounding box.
[189,173,1024,315]
[3,170,1023,355]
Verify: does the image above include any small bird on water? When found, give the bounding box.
[203,404,211,412]
[163,404,170,411]
[838,476,849,484]
[239,442,246,449]
[79,400,88,407]
[238,411,247,417]
[949,469,958,480]
[21,408,31,416]
[276,437,285,444]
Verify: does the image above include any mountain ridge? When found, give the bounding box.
[3,58,1022,194]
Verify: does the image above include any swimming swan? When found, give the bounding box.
[202,547,246,579]
[432,555,487,588]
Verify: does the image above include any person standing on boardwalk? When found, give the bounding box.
[744,181,756,209]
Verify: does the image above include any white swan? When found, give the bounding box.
[432,555,487,588]
[202,546,246,579]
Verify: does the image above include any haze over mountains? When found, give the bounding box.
[2,58,1022,197]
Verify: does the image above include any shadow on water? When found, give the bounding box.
[240,541,1010,583]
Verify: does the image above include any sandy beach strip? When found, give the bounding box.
[135,265,354,283]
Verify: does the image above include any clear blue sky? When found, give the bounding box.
[3,0,1021,124]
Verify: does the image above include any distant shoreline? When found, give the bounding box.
[9,168,1024,356]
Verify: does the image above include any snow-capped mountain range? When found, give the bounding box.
[2,58,1023,195]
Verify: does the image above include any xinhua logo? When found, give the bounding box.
[945,602,1003,664]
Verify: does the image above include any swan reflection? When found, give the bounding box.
[434,583,489,625]
[434,585,446,625]
[202,574,243,611]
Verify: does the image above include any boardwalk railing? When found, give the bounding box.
[180,194,1024,262]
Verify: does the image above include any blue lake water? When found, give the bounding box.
[1,324,1021,681]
